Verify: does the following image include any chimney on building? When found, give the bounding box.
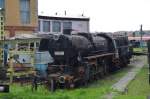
[55,12,58,15]
[65,10,66,16]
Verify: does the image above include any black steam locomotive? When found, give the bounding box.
[39,33,132,91]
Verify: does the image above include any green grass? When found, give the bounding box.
[133,47,147,53]
[0,66,132,99]
[114,65,150,99]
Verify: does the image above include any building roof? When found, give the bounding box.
[7,34,40,40]
[128,36,150,41]
[38,15,90,21]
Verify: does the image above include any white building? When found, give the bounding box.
[38,16,90,34]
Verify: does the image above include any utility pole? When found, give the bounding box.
[140,24,144,47]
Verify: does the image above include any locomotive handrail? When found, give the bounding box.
[84,53,115,60]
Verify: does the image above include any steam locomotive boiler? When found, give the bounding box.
[39,33,132,91]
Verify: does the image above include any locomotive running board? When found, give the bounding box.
[84,53,115,60]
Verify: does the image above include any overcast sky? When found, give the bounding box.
[38,0,150,32]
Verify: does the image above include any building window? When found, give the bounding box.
[0,0,4,9]
[36,42,40,48]
[20,0,30,24]
[63,22,72,29]
[43,20,50,32]
[18,43,28,51]
[38,20,41,31]
[52,21,61,32]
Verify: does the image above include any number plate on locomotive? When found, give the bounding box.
[54,51,64,55]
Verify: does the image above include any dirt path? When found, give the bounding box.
[103,56,146,99]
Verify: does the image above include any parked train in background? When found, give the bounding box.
[39,32,132,91]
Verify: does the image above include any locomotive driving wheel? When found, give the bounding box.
[103,59,109,75]
[112,58,121,69]
[100,59,108,77]
[78,66,88,86]
[78,66,85,76]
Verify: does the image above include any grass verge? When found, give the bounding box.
[114,65,150,99]
[0,66,133,99]
[133,47,147,53]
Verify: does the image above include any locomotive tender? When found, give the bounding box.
[39,33,132,91]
